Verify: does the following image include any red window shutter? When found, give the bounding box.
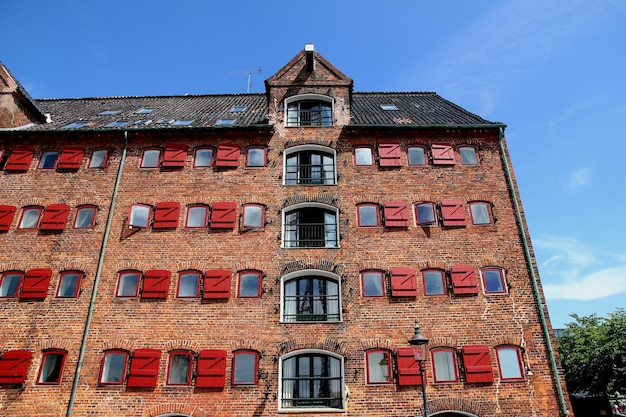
[20,268,52,299]
[0,350,32,384]
[40,204,71,231]
[383,201,408,227]
[390,268,417,296]
[162,144,188,167]
[196,349,227,388]
[396,348,424,386]
[210,202,237,229]
[462,345,493,383]
[215,144,240,167]
[0,205,16,231]
[127,348,161,387]
[5,148,34,171]
[57,147,85,169]
[378,143,402,167]
[203,269,231,299]
[432,144,455,165]
[153,202,180,229]
[450,264,478,295]
[441,199,467,227]
[142,269,171,299]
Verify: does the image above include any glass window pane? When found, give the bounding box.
[470,204,490,224]
[194,148,213,167]
[358,205,378,226]
[243,206,263,228]
[0,273,21,297]
[239,273,259,297]
[20,208,40,228]
[177,273,199,297]
[234,353,256,383]
[408,147,426,165]
[355,148,372,165]
[39,353,64,384]
[460,147,478,165]
[424,271,445,295]
[247,148,265,167]
[168,354,191,384]
[58,273,80,297]
[89,150,108,168]
[75,207,95,228]
[363,272,384,296]
[117,273,138,296]
[39,151,58,169]
[186,206,207,227]
[433,350,457,382]
[102,353,126,383]
[498,348,523,379]
[141,150,160,167]
[483,270,504,293]
[367,351,390,383]
[129,206,150,227]
[416,204,435,225]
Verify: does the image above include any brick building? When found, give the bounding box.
[0,46,572,416]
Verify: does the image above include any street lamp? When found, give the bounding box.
[408,321,430,417]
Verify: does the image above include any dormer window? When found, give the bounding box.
[286,94,333,127]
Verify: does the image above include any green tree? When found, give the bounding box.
[557,308,626,396]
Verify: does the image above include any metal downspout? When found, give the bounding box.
[498,127,569,416]
[66,131,129,417]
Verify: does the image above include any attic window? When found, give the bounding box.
[62,122,89,129]
[134,120,152,126]
[216,119,236,126]
[231,106,246,113]
[173,119,194,126]
[136,109,154,114]
[380,105,398,111]
[157,119,175,125]
[104,121,130,128]
[99,110,121,115]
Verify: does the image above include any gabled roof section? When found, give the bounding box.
[265,45,353,89]
[0,61,47,127]
[350,92,501,127]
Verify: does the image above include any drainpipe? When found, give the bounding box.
[66,131,129,417]
[498,127,569,416]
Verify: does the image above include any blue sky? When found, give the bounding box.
[1,0,624,328]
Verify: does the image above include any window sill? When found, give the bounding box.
[278,407,345,413]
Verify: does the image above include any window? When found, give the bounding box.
[431,144,455,165]
[232,350,258,385]
[283,204,338,248]
[238,271,261,298]
[5,148,34,171]
[461,345,494,383]
[415,202,437,226]
[167,351,193,385]
[284,145,336,185]
[383,200,409,227]
[74,206,97,229]
[280,351,343,410]
[18,206,43,229]
[422,270,446,295]
[481,267,507,294]
[231,106,246,113]
[215,144,240,167]
[361,270,385,297]
[128,204,152,228]
[242,204,264,229]
[37,350,67,385]
[459,146,479,165]
[469,202,493,225]
[246,147,266,167]
[450,264,479,295]
[380,104,398,111]
[354,147,373,166]
[127,349,160,388]
[390,268,418,297]
[215,118,235,126]
[56,271,83,298]
[135,120,152,126]
[0,350,32,384]
[431,348,459,383]
[286,96,333,127]
[172,119,194,126]
[366,350,391,384]
[193,147,214,167]
[282,271,341,322]
[162,144,188,168]
[116,271,141,297]
[378,143,402,166]
[153,202,180,229]
[99,109,121,115]
[210,202,237,229]
[140,149,161,168]
[142,270,170,299]
[62,122,88,129]
[177,271,200,298]
[135,108,153,114]
[496,346,524,381]
[0,205,16,231]
[357,203,379,227]
[99,350,128,385]
[0,271,23,298]
[408,146,427,165]
[104,121,130,128]
[88,149,109,168]
[196,349,227,388]
[57,147,84,169]
[185,205,208,228]
[441,199,467,227]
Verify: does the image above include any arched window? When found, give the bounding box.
[74,205,97,229]
[283,203,339,248]
[232,350,259,385]
[431,347,459,383]
[285,94,333,127]
[167,350,193,385]
[56,270,83,298]
[99,350,129,385]
[281,270,341,322]
[0,271,24,298]
[414,202,437,226]
[459,145,479,165]
[279,350,344,410]
[495,345,524,381]
[422,269,446,296]
[365,349,392,384]
[38,150,59,169]
[469,202,493,225]
[37,350,67,385]
[481,267,507,294]
[357,203,380,227]
[284,145,337,185]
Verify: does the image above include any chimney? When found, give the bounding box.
[305,43,315,72]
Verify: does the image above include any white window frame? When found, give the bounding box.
[283,144,337,186]
[279,269,342,323]
[281,202,340,249]
[285,94,334,127]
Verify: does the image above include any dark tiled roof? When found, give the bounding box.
[24,91,498,131]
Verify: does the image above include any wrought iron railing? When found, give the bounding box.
[288,109,333,126]
[285,163,336,185]
[283,294,340,322]
[284,223,338,248]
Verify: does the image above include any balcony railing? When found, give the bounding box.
[287,109,333,127]
[283,294,340,322]
[285,163,336,185]
[284,223,338,248]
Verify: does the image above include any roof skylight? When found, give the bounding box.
[216,119,236,126]
[157,119,175,125]
[136,108,154,114]
[99,110,122,115]
[134,120,152,126]
[381,104,399,111]
[172,119,194,126]
[230,106,246,113]
[104,121,130,128]
[62,121,89,129]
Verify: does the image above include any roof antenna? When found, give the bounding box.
[231,67,262,93]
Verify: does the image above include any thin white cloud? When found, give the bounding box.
[568,166,592,190]
[534,235,626,300]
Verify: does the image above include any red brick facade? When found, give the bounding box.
[0,47,572,416]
